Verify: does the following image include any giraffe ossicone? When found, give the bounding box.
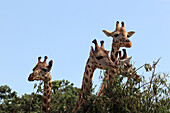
[28,56,53,113]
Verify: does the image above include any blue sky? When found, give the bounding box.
[0,0,170,96]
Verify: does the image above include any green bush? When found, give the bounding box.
[78,59,170,113]
[0,59,169,113]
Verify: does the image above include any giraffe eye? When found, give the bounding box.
[96,56,104,60]
[42,68,48,72]
[114,34,119,37]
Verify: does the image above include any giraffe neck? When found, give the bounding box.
[97,41,120,96]
[73,58,96,113]
[111,41,120,65]
[42,73,51,113]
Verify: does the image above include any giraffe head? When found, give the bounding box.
[103,21,135,48]
[119,57,132,71]
[118,49,133,74]
[28,56,53,82]
[89,39,115,72]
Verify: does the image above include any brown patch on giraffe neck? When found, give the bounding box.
[42,106,47,112]
[43,98,47,105]
[49,82,51,87]
[86,69,89,75]
[111,45,120,63]
[44,93,47,96]
[85,77,88,83]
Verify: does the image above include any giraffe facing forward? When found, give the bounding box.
[73,39,116,113]
[98,21,135,96]
[103,21,135,64]
[28,56,53,113]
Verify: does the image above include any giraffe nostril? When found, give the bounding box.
[126,39,130,42]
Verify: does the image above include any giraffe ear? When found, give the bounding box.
[105,50,110,55]
[124,57,132,63]
[90,46,94,56]
[103,30,112,37]
[127,31,135,38]
[48,60,53,70]
[127,56,132,60]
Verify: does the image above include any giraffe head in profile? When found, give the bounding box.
[73,39,116,113]
[28,56,53,113]
[118,49,132,72]
[28,56,53,82]
[103,21,135,48]
[119,56,132,72]
[118,50,139,79]
[89,39,115,72]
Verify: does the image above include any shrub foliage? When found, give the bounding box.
[0,60,169,113]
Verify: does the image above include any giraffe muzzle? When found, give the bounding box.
[28,74,36,81]
[125,42,132,48]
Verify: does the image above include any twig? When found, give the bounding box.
[133,64,145,74]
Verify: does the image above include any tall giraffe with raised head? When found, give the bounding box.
[28,56,53,113]
[103,21,135,65]
[73,39,116,113]
[98,21,135,95]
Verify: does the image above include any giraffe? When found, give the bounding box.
[118,49,133,73]
[28,56,53,113]
[73,39,116,113]
[118,49,139,79]
[103,21,135,65]
[98,21,135,96]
